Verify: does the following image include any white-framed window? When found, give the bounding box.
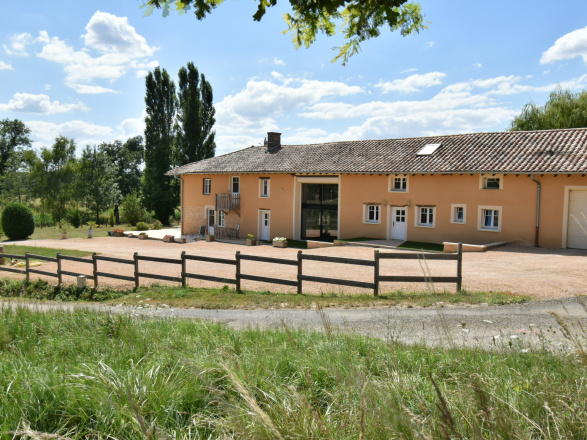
[364,204,381,224]
[260,178,270,198]
[207,209,215,227]
[390,175,408,192]
[451,204,466,224]
[480,175,503,190]
[231,176,240,194]
[218,210,225,227]
[203,178,211,195]
[478,205,501,232]
[416,206,435,227]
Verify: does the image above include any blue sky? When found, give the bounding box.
[1,1,587,156]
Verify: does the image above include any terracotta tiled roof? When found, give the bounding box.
[168,128,587,175]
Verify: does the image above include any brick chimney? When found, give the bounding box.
[265,132,281,151]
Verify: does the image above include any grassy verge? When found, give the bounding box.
[0,307,585,438]
[397,241,445,252]
[27,225,115,240]
[0,278,529,308]
[1,244,94,258]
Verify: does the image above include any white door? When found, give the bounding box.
[567,190,587,249]
[259,210,270,241]
[390,207,407,240]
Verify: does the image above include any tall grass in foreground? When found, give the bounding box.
[1,307,586,439]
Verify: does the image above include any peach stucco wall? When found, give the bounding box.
[181,172,587,248]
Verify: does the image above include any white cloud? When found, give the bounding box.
[3,32,34,56]
[0,93,89,114]
[28,120,113,150]
[541,26,587,64]
[401,68,418,74]
[426,41,436,48]
[273,57,286,66]
[0,61,13,70]
[473,63,482,68]
[119,113,146,138]
[375,72,446,94]
[29,12,158,93]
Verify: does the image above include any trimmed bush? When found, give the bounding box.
[135,222,149,231]
[1,203,35,240]
[67,206,83,228]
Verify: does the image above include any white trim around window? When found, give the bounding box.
[415,206,436,228]
[363,204,381,224]
[478,205,502,232]
[389,175,409,192]
[218,210,225,227]
[260,178,270,198]
[231,176,240,194]
[451,204,466,224]
[479,174,503,190]
[203,178,211,195]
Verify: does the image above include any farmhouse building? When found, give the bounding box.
[168,128,587,250]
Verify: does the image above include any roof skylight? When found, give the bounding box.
[417,143,442,155]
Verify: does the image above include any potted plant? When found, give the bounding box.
[180,237,187,244]
[87,221,96,239]
[112,228,125,237]
[58,220,70,239]
[163,234,175,243]
[246,234,257,246]
[205,233,215,242]
[272,236,288,248]
[138,232,148,240]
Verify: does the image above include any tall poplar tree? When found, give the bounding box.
[143,67,177,224]
[175,62,216,165]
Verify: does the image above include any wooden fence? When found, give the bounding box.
[0,243,462,296]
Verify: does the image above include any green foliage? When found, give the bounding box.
[99,136,145,198]
[144,0,426,64]
[120,191,145,226]
[0,119,32,195]
[33,211,55,228]
[57,220,70,234]
[510,86,587,131]
[175,62,216,165]
[1,202,35,240]
[67,206,84,228]
[152,219,163,230]
[108,209,115,227]
[143,67,178,224]
[135,221,149,231]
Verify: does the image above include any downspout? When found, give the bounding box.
[530,173,541,247]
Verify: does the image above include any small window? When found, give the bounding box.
[451,204,466,224]
[364,204,381,224]
[480,175,502,190]
[417,206,435,227]
[207,209,215,227]
[218,210,225,227]
[203,178,211,195]
[478,206,501,232]
[260,178,270,198]
[231,176,240,194]
[391,176,408,192]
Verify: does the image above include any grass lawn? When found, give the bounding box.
[1,244,94,258]
[397,241,445,252]
[26,224,125,240]
[0,307,585,439]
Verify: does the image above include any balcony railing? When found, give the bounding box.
[216,193,240,213]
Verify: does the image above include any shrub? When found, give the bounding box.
[152,219,163,230]
[121,192,145,226]
[141,211,155,224]
[58,220,70,234]
[108,210,115,227]
[135,222,149,231]
[1,203,35,240]
[67,206,83,228]
[34,212,55,228]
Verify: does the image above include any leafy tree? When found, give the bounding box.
[121,191,146,226]
[175,62,216,166]
[26,136,78,223]
[0,119,32,199]
[77,146,121,224]
[99,136,144,223]
[143,67,178,225]
[142,0,426,64]
[510,86,587,131]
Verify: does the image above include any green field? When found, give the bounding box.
[0,307,585,439]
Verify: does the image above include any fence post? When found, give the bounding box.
[374,250,380,297]
[181,251,186,289]
[25,252,30,283]
[92,253,98,290]
[235,251,241,293]
[297,251,302,294]
[134,252,139,289]
[57,253,62,286]
[0,245,4,265]
[456,242,462,292]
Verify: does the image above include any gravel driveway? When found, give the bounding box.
[4,237,587,299]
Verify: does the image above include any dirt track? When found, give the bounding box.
[3,237,587,299]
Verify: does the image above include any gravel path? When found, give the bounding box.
[3,237,587,299]
[4,297,587,351]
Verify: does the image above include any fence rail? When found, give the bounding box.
[0,243,463,296]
